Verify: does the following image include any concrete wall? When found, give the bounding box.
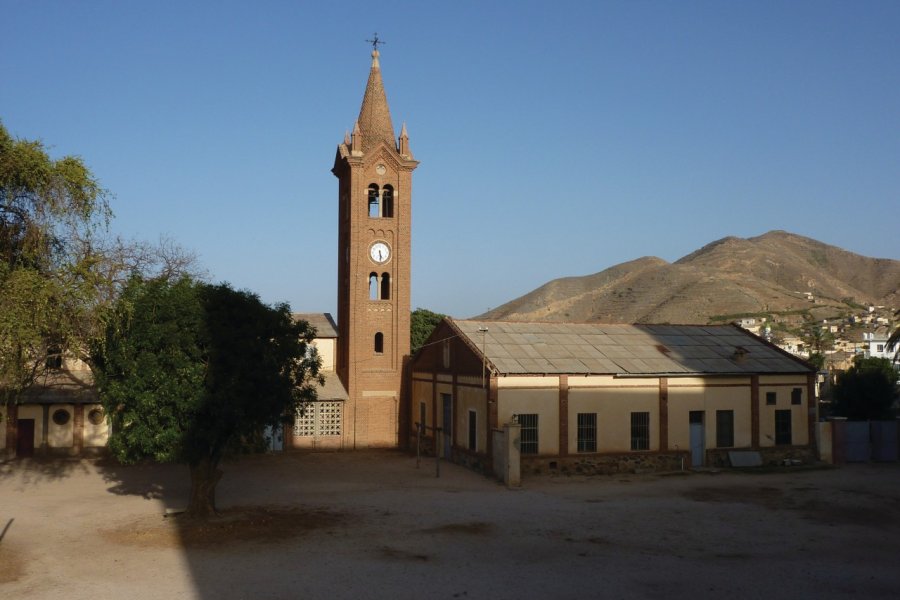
[668,377,752,451]
[18,404,43,448]
[455,383,487,452]
[497,382,559,455]
[48,404,74,448]
[83,404,109,447]
[759,375,809,446]
[568,377,659,453]
[313,338,336,371]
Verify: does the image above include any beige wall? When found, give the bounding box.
[84,404,109,447]
[412,378,433,431]
[568,381,659,453]
[455,385,487,452]
[17,405,43,447]
[313,338,336,371]
[759,376,809,446]
[48,404,74,448]
[497,386,559,455]
[668,378,752,450]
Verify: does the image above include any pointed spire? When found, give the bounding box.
[399,122,411,158]
[357,50,396,154]
[344,130,351,146]
[350,121,362,156]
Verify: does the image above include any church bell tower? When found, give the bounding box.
[332,47,418,448]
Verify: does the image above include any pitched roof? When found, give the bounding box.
[293,313,338,338]
[317,372,348,401]
[449,319,813,376]
[356,50,396,154]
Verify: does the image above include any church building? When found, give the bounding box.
[288,47,417,450]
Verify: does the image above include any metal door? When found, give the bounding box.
[871,421,898,462]
[845,422,871,462]
[17,419,35,457]
[689,411,705,467]
[441,393,452,458]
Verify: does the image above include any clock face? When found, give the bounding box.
[370,242,391,264]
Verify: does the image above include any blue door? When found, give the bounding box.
[689,411,705,467]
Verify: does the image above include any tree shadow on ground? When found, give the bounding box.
[95,457,185,501]
[0,456,93,487]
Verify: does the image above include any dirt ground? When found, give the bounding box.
[2,452,899,600]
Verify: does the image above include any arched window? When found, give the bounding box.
[368,184,380,217]
[369,273,378,300]
[374,332,384,354]
[380,272,390,300]
[381,185,394,218]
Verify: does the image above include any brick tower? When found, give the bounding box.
[332,48,418,448]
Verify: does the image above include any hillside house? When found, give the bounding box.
[865,328,897,362]
[410,319,817,475]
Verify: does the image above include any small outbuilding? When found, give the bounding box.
[2,357,108,458]
[409,319,817,476]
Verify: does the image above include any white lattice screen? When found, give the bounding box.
[293,402,343,437]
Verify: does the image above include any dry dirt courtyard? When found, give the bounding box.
[1,451,899,599]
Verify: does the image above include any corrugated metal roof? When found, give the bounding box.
[450,319,812,376]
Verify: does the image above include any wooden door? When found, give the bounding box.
[16,419,35,457]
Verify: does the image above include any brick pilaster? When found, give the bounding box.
[74,404,84,453]
[751,375,760,448]
[659,377,668,451]
[807,372,817,453]
[558,375,569,456]
[5,404,16,454]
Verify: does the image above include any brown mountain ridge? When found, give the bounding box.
[478,231,900,324]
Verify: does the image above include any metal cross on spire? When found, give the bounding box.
[365,33,385,51]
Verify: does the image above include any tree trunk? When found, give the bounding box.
[187,458,223,518]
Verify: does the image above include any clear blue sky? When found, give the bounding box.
[3,1,898,318]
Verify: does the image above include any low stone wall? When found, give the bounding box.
[521,451,690,477]
[409,433,436,457]
[452,447,491,475]
[706,446,816,467]
[406,437,493,476]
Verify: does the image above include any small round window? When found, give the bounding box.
[52,409,71,426]
[88,408,105,425]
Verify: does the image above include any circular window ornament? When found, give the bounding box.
[52,409,71,426]
[88,408,105,425]
[375,163,386,175]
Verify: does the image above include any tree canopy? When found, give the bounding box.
[411,307,446,353]
[92,276,322,516]
[1,120,110,403]
[832,356,898,421]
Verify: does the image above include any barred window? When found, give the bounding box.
[518,413,538,455]
[630,412,650,451]
[716,410,734,448]
[293,402,343,437]
[791,388,802,405]
[577,413,597,453]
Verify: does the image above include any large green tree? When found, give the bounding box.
[832,356,898,421]
[411,307,446,353]
[92,276,322,517]
[0,120,110,405]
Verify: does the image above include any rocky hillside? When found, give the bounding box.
[479,231,900,324]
